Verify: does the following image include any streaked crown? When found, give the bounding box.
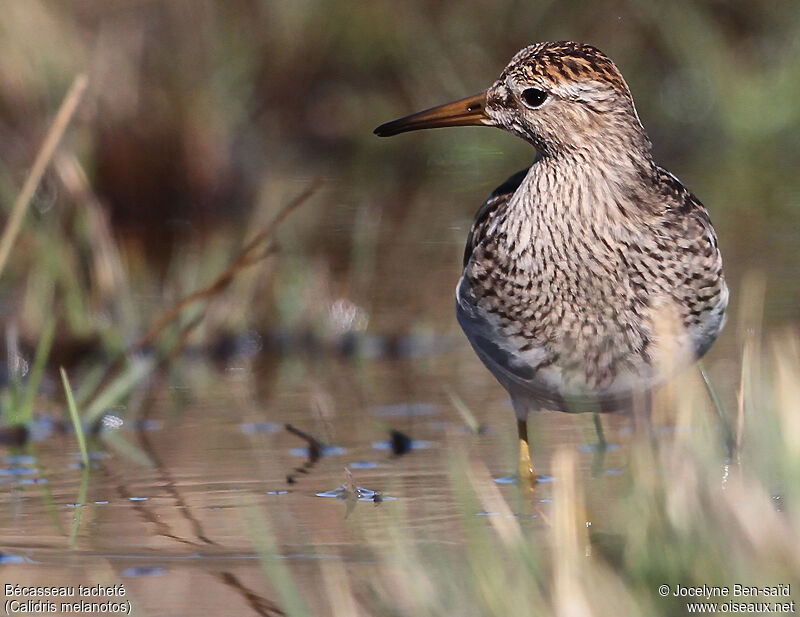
[500,42,629,94]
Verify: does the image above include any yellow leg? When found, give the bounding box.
[517,418,537,487]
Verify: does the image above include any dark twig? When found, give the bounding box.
[81,179,321,408]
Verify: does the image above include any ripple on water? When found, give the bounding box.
[289,445,346,457]
[0,461,45,486]
[347,461,380,469]
[316,483,396,502]
[3,455,36,465]
[371,440,433,451]
[0,466,38,476]
[239,422,282,435]
[475,511,538,520]
[577,443,621,453]
[0,553,27,564]
[368,403,439,418]
[121,566,166,578]
[67,461,102,470]
[493,474,556,485]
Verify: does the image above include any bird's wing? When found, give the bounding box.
[457,167,568,410]
[654,166,728,358]
[463,168,529,268]
[456,286,619,412]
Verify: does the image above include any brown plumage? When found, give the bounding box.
[375,42,727,481]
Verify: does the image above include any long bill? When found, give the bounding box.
[373,91,491,137]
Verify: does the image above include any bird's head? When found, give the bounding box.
[375,41,651,158]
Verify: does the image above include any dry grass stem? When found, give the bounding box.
[467,460,522,547]
[81,179,321,408]
[134,177,322,351]
[0,74,88,276]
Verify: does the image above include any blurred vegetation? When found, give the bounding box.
[249,328,800,617]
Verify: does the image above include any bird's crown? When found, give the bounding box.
[500,41,628,94]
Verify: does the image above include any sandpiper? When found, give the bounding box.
[375,42,727,484]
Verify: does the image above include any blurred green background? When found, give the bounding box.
[1,0,799,361]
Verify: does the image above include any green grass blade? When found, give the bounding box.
[81,357,155,426]
[17,315,56,425]
[242,504,311,617]
[101,430,156,468]
[5,381,21,426]
[73,364,107,405]
[60,367,89,469]
[446,388,482,434]
[68,466,90,549]
[698,361,734,457]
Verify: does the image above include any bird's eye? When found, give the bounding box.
[521,88,548,109]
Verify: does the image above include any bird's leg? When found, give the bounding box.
[517,418,537,487]
[592,411,607,450]
[632,389,653,439]
[591,411,608,477]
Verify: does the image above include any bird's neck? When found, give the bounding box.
[492,148,659,261]
[521,147,658,222]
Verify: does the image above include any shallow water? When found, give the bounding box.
[0,345,640,615]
